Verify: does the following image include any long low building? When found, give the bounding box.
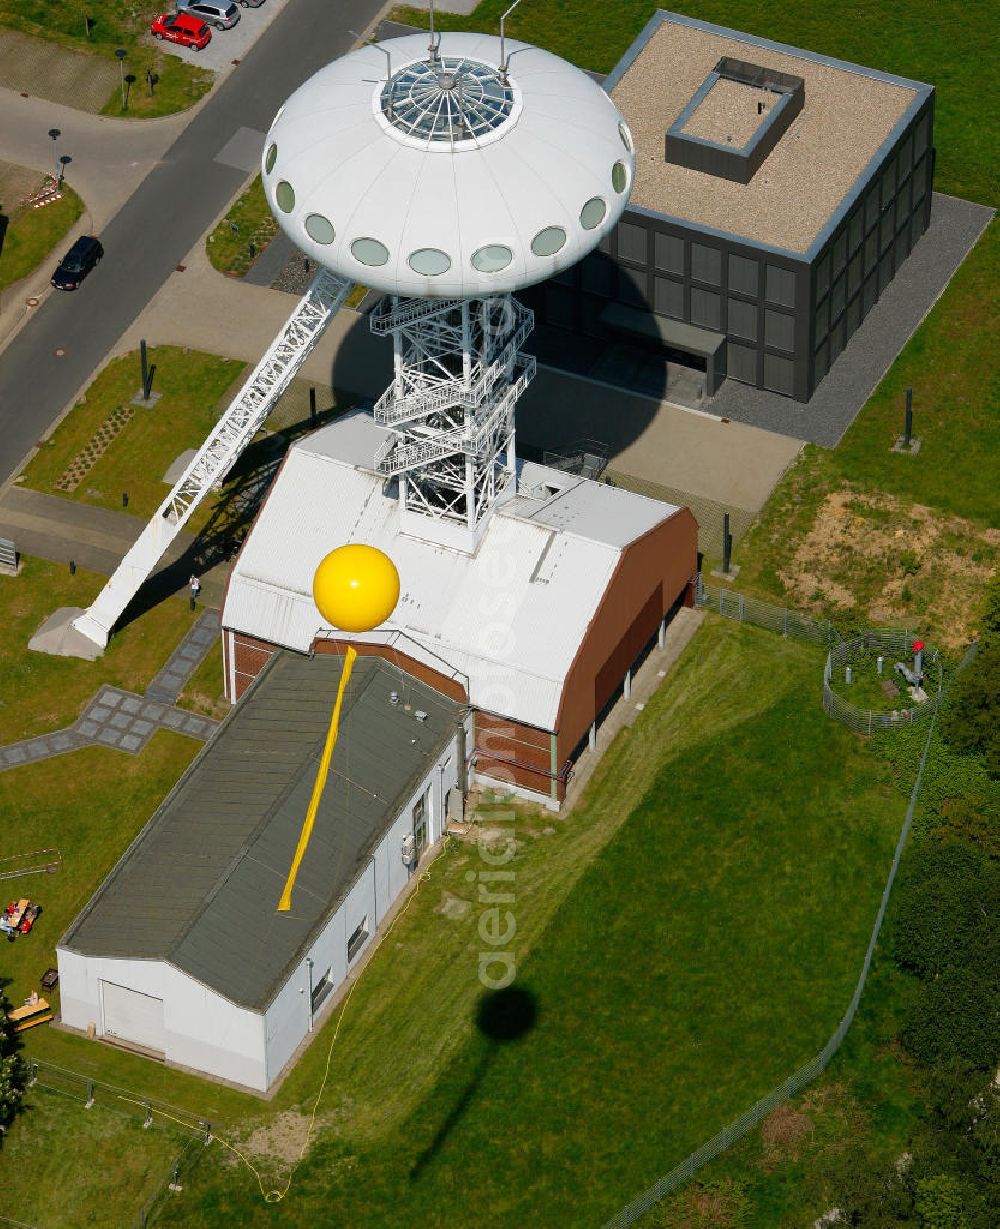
[58,652,460,1091]
[221,411,698,805]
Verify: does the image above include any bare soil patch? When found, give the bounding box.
[759,1103,814,1168]
[779,487,999,648]
[241,1110,313,1165]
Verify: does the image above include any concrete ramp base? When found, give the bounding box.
[29,607,104,661]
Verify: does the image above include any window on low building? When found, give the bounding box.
[311,967,333,1013]
[347,918,369,962]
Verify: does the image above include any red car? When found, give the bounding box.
[151,11,212,49]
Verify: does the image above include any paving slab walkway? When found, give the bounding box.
[0,611,220,773]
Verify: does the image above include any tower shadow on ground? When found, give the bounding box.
[409,985,539,1181]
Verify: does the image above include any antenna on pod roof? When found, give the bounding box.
[498,0,525,85]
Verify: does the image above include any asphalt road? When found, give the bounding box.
[0,0,385,485]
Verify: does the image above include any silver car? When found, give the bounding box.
[178,0,240,28]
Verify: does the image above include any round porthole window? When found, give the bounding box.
[351,237,389,267]
[408,248,451,275]
[580,197,606,230]
[304,213,335,245]
[612,160,628,193]
[264,143,277,174]
[471,244,513,273]
[619,122,633,153]
[275,180,295,213]
[530,226,566,257]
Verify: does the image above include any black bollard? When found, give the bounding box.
[122,492,128,508]
[69,559,76,575]
[722,512,732,575]
[904,387,913,448]
[140,340,148,398]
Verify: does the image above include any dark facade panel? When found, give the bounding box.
[728,340,758,383]
[654,275,685,319]
[691,286,721,329]
[654,231,685,274]
[691,242,722,284]
[524,84,933,406]
[766,264,796,307]
[728,253,759,296]
[618,221,648,265]
[728,297,758,341]
[765,308,795,352]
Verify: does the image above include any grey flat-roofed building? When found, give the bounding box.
[58,652,461,1090]
[522,10,935,402]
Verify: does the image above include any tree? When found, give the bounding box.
[943,573,1000,777]
[0,988,26,1132]
[914,1174,971,1229]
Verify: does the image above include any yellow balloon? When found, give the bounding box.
[313,545,400,633]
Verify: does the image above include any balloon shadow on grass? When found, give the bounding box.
[409,985,538,1181]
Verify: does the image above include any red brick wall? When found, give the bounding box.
[555,507,698,762]
[228,631,279,702]
[473,712,565,803]
[312,638,468,704]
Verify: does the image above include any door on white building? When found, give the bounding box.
[101,981,166,1053]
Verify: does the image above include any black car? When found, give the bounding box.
[51,236,103,291]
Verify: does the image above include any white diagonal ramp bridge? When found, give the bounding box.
[72,269,350,649]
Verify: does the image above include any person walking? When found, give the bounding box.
[189,575,201,608]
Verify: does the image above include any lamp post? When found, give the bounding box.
[47,128,61,179]
[115,48,128,111]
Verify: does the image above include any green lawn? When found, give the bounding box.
[128,618,907,1227]
[98,50,213,119]
[0,557,207,743]
[176,637,228,720]
[0,733,201,1027]
[0,182,83,292]
[20,347,246,526]
[733,223,998,646]
[0,1,214,116]
[206,176,279,278]
[1,1083,189,1229]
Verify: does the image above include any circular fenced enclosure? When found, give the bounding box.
[823,629,939,735]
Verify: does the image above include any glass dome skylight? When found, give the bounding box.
[380,57,515,144]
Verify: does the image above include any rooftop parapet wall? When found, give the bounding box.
[665,57,805,185]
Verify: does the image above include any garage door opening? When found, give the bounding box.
[101,981,166,1054]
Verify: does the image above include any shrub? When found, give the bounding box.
[0,989,26,1131]
[902,966,999,1070]
[893,842,993,978]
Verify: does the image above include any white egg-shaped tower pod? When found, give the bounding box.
[263,31,635,550]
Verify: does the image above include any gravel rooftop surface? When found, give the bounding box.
[681,79,776,146]
[612,20,916,253]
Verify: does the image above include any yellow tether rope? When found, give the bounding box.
[277,645,357,913]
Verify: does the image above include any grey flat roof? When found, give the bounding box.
[62,653,458,1011]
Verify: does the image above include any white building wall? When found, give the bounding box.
[57,948,268,1090]
[262,734,460,1087]
[59,732,460,1093]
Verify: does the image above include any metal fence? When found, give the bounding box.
[601,643,972,1228]
[24,1060,211,1227]
[823,630,940,735]
[694,576,838,646]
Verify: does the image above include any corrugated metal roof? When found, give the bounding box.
[61,653,458,1011]
[224,413,683,730]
